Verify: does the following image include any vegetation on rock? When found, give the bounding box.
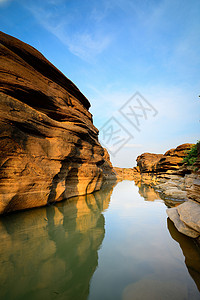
[183,141,200,166]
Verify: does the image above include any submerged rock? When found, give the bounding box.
[0,31,116,214]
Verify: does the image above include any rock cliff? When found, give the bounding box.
[136,153,163,173]
[0,31,116,214]
[156,144,193,173]
[130,142,200,242]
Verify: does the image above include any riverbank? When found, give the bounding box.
[114,143,200,244]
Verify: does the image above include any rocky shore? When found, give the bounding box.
[0,31,116,214]
[115,143,200,243]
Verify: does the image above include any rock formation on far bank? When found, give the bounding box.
[113,167,140,181]
[0,31,116,214]
[125,142,200,242]
[136,153,163,173]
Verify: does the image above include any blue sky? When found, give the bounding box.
[0,0,199,167]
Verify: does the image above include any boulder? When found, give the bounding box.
[0,31,116,214]
[136,153,163,173]
[187,177,200,203]
[166,207,199,238]
[177,201,200,233]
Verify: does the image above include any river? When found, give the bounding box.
[0,180,199,300]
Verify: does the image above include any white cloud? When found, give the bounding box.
[23,1,112,61]
[67,32,111,61]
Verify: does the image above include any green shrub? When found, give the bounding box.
[183,141,199,166]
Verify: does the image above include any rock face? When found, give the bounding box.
[133,142,200,241]
[156,144,194,173]
[0,31,116,214]
[166,207,199,238]
[134,144,195,200]
[136,144,193,175]
[136,153,163,173]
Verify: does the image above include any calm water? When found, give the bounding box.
[0,181,200,300]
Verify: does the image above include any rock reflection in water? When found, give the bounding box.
[0,183,115,300]
[136,182,184,208]
[167,218,200,292]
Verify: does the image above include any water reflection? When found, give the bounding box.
[136,182,185,207]
[167,218,200,292]
[0,183,115,300]
[0,180,200,300]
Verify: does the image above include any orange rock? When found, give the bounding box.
[0,31,116,214]
[156,144,194,173]
[136,153,163,173]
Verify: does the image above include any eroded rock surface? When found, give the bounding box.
[166,207,199,238]
[132,142,200,240]
[0,31,116,214]
[156,144,194,173]
[136,153,163,173]
[177,201,200,233]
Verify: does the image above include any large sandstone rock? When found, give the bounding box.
[135,144,194,174]
[177,201,200,233]
[187,177,200,203]
[166,207,199,238]
[156,144,194,173]
[0,31,116,214]
[136,153,163,173]
[133,142,200,240]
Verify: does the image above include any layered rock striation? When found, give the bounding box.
[0,31,116,214]
[130,142,200,241]
[133,144,195,199]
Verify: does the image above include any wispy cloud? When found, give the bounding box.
[23,0,112,61]
[66,32,111,61]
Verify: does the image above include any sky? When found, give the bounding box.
[0,0,199,167]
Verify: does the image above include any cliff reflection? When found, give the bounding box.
[167,218,200,292]
[136,183,184,207]
[0,183,115,300]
